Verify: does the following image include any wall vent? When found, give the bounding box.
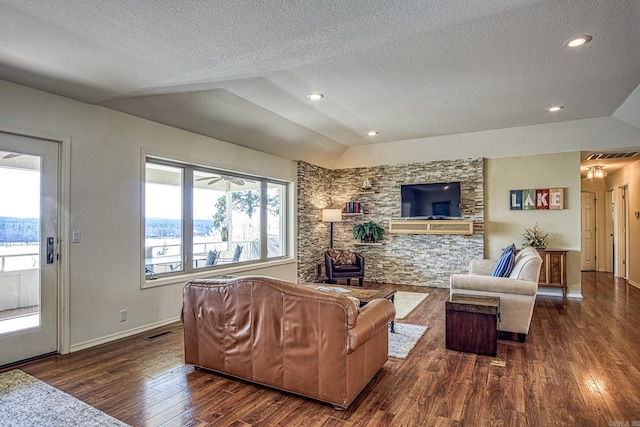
[145,330,176,341]
[585,152,638,161]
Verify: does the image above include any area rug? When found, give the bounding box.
[394,291,429,319]
[388,323,428,359]
[0,370,129,427]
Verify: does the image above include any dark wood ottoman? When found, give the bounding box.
[445,294,500,356]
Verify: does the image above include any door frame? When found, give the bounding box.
[605,189,614,273]
[614,184,629,279]
[0,123,71,355]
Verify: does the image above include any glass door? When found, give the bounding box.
[0,132,59,366]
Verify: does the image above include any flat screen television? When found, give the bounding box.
[401,182,461,218]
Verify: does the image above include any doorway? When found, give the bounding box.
[580,192,596,271]
[605,190,614,273]
[614,185,629,279]
[0,132,60,366]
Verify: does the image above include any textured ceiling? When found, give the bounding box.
[1,0,639,166]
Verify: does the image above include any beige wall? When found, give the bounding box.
[0,80,298,351]
[606,158,640,288]
[485,152,582,298]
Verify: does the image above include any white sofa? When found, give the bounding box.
[449,247,542,342]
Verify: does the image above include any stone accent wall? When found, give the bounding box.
[297,162,335,282]
[297,159,484,287]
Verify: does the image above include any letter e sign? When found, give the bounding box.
[549,188,564,209]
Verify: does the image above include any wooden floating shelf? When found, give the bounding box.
[388,219,474,235]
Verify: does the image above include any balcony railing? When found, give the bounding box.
[0,252,39,272]
[0,269,39,313]
[145,239,256,277]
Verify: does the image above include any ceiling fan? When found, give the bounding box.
[195,174,254,186]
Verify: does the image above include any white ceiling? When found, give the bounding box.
[1,0,639,168]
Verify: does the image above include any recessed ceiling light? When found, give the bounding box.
[564,35,593,48]
[546,105,565,112]
[367,130,379,136]
[307,92,324,101]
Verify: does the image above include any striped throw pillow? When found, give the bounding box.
[492,244,516,277]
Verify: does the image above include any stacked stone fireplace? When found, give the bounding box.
[297,158,485,287]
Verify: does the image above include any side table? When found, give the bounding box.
[537,249,568,306]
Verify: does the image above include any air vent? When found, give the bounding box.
[585,152,638,161]
[145,330,176,341]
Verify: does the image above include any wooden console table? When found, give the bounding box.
[537,249,568,306]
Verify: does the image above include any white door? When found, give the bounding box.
[581,192,596,271]
[0,132,59,366]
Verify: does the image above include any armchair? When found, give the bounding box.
[325,249,365,286]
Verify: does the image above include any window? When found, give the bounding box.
[144,162,183,276]
[267,182,286,258]
[144,158,288,280]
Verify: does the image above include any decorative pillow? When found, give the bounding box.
[492,244,515,277]
[328,249,357,265]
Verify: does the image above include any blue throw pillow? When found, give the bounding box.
[492,244,515,277]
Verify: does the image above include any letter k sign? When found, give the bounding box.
[536,189,550,210]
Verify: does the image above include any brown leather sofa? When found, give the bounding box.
[182,276,395,409]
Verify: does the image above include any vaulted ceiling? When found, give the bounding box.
[1,0,639,168]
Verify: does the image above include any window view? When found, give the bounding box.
[192,171,262,268]
[144,162,183,278]
[145,158,288,280]
[0,152,41,334]
[267,182,286,258]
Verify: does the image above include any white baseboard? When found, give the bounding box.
[69,316,181,353]
[536,289,583,300]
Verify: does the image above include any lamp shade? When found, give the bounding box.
[322,208,343,222]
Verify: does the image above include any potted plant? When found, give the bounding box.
[353,220,384,243]
[521,222,550,249]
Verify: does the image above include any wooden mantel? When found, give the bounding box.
[388,219,474,235]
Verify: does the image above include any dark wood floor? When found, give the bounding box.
[8,272,640,426]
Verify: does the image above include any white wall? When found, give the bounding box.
[0,80,297,351]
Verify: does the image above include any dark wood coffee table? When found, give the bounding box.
[308,285,397,332]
